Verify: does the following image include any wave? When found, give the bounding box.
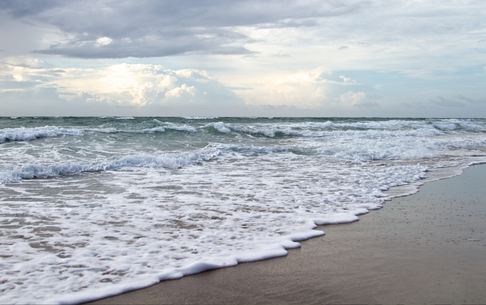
[88,121,197,134]
[457,121,485,132]
[183,116,218,120]
[207,121,445,138]
[214,132,486,162]
[1,143,299,184]
[153,120,197,132]
[432,119,486,132]
[0,126,84,143]
[0,149,220,184]
[334,119,415,129]
[207,119,486,137]
[212,122,232,133]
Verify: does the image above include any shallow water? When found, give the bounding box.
[1,117,486,304]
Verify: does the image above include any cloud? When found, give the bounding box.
[338,90,378,108]
[430,96,465,107]
[458,95,486,104]
[340,91,366,106]
[2,1,486,118]
[429,95,486,108]
[240,68,331,108]
[269,53,291,58]
[235,67,367,110]
[2,1,485,83]
[0,61,244,114]
[1,0,366,58]
[353,100,379,108]
[71,64,244,107]
[0,0,62,18]
[12,74,23,81]
[339,75,357,84]
[230,0,486,77]
[96,37,113,47]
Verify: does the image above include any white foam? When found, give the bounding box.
[153,120,197,132]
[86,122,197,134]
[204,121,446,138]
[0,158,434,304]
[212,122,231,133]
[158,122,197,132]
[183,116,218,120]
[337,119,414,129]
[0,159,432,304]
[0,149,220,184]
[0,126,83,142]
[458,121,485,132]
[138,126,167,133]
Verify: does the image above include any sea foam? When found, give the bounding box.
[0,126,83,142]
[0,149,220,184]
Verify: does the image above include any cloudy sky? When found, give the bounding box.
[1,0,485,117]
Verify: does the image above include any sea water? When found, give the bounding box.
[1,117,486,304]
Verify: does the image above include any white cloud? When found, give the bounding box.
[96,37,113,46]
[339,75,356,84]
[274,68,329,84]
[340,91,367,106]
[240,68,330,108]
[236,67,368,109]
[165,84,197,99]
[229,0,486,78]
[0,61,244,114]
[56,63,240,107]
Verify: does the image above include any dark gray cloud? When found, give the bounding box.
[0,0,62,18]
[0,0,364,58]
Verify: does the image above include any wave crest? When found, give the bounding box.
[0,126,83,143]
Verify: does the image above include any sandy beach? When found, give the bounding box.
[86,164,486,304]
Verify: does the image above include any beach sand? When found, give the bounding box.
[86,164,486,304]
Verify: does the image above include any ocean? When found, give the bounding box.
[1,116,486,304]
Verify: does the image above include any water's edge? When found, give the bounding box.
[73,162,485,305]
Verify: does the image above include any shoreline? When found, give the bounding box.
[86,164,486,304]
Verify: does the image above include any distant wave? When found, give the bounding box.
[0,126,83,143]
[153,120,197,132]
[206,121,445,138]
[183,116,218,120]
[86,121,197,134]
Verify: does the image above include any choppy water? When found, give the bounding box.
[1,116,486,304]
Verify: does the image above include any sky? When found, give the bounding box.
[0,0,485,117]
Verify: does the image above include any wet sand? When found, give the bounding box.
[87,165,486,304]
